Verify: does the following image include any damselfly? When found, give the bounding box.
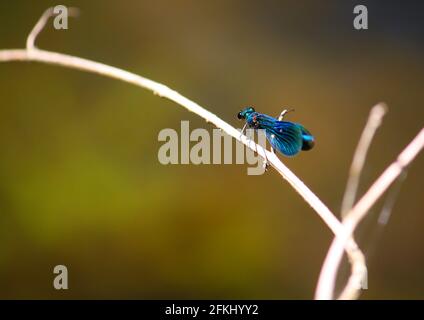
[237,107,315,159]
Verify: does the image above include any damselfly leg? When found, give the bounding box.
[240,122,269,171]
[277,108,295,121]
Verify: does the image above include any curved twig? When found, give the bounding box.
[341,103,387,218]
[0,8,344,235]
[316,128,424,299]
[336,104,387,300]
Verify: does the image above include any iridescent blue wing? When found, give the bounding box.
[266,122,303,156]
[255,114,303,156]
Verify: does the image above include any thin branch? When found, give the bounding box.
[26,7,79,50]
[337,243,367,300]
[377,170,407,226]
[336,103,387,300]
[338,170,407,300]
[341,103,387,218]
[2,49,346,234]
[26,7,54,50]
[0,8,343,236]
[315,128,424,300]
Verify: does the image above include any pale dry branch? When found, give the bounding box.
[336,103,387,300]
[338,170,407,300]
[26,7,79,50]
[377,171,407,226]
[0,8,344,236]
[316,128,424,300]
[341,103,387,218]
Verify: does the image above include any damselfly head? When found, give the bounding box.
[237,106,255,120]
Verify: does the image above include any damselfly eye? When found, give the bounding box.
[237,112,243,119]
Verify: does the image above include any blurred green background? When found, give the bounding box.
[0,0,423,299]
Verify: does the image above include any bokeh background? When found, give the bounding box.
[0,0,423,299]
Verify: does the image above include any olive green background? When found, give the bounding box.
[0,0,423,299]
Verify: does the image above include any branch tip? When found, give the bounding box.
[26,6,80,50]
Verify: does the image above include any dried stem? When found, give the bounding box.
[26,7,79,50]
[0,7,343,235]
[341,103,387,218]
[316,128,424,300]
[335,103,387,300]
